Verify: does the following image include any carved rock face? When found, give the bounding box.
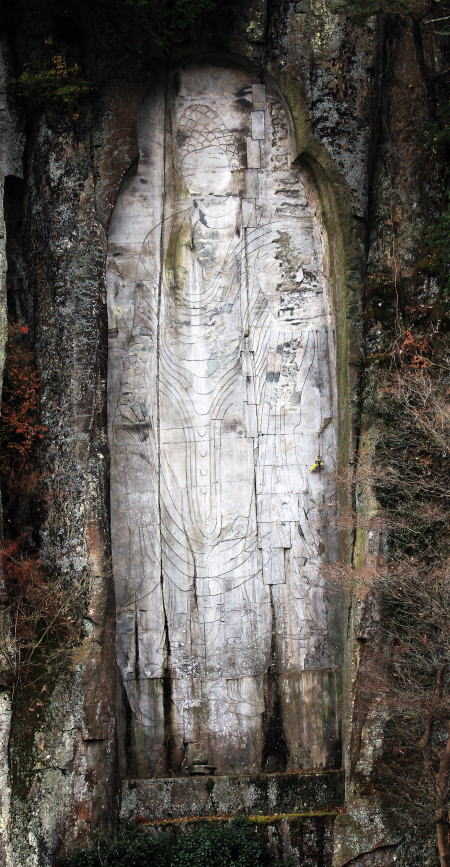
[107,64,341,777]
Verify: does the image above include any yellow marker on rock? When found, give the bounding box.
[309,457,324,472]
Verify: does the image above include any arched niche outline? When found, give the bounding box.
[107,59,343,778]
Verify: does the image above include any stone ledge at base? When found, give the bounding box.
[120,769,344,822]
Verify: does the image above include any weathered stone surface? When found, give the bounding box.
[0,690,12,867]
[332,14,448,867]
[2,110,117,865]
[107,63,342,778]
[255,813,335,866]
[121,769,344,821]
[267,3,383,219]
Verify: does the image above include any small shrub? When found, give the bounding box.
[0,321,47,538]
[0,323,46,473]
[15,53,93,107]
[0,537,83,690]
[62,819,273,867]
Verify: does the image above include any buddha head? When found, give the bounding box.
[176,104,242,197]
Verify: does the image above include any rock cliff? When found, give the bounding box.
[0,0,447,864]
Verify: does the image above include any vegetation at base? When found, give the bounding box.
[62,820,276,867]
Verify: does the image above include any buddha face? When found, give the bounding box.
[176,103,242,198]
[180,145,242,198]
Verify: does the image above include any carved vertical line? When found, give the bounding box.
[243,216,260,560]
[134,608,140,683]
[262,585,289,772]
[157,73,170,659]
[157,70,175,773]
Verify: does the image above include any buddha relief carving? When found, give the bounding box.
[107,65,341,777]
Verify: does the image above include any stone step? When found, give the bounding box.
[120,769,344,823]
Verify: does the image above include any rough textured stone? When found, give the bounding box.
[0,690,12,867]
[120,769,344,820]
[4,110,117,865]
[258,814,335,866]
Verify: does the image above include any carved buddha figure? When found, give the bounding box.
[107,66,341,777]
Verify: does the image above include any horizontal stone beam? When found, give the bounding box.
[120,770,344,822]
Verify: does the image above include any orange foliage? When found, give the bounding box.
[396,329,432,367]
[0,326,77,685]
[1,322,46,473]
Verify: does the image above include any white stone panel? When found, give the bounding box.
[107,65,340,776]
[251,110,266,140]
[246,137,261,169]
[252,83,267,109]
